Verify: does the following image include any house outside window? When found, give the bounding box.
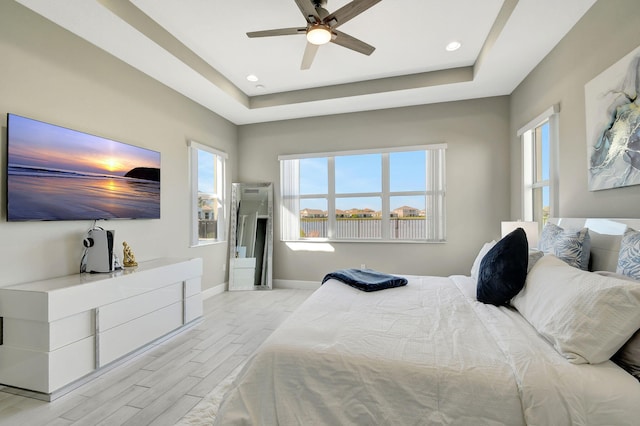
[394,206,420,217]
[189,141,227,246]
[518,105,559,229]
[279,144,446,242]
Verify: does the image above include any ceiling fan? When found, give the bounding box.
[247,0,381,70]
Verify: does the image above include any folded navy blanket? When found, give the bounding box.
[321,268,408,292]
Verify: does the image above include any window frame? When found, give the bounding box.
[518,105,559,228]
[188,140,228,247]
[279,144,447,243]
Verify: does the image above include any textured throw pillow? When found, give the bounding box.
[470,240,496,282]
[617,228,640,280]
[512,255,640,364]
[477,228,528,306]
[538,223,591,270]
[538,222,563,252]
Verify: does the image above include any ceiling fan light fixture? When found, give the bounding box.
[307,24,331,45]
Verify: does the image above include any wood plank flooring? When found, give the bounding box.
[0,288,313,426]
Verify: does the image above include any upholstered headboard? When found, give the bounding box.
[550,218,640,273]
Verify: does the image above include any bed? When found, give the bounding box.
[214,218,640,425]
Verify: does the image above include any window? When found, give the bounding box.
[189,141,227,246]
[519,105,559,227]
[280,145,446,242]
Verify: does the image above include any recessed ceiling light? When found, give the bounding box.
[445,41,461,52]
[246,74,259,82]
[256,84,265,90]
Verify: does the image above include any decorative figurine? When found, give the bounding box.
[122,241,138,267]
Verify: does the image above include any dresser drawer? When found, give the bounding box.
[98,302,183,366]
[2,310,94,351]
[99,282,182,331]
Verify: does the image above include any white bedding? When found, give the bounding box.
[214,275,640,425]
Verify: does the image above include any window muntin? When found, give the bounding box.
[280,145,446,242]
[189,141,227,246]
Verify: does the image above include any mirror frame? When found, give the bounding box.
[228,182,273,291]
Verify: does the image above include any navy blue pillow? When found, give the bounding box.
[477,227,529,306]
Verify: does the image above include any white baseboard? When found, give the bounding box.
[273,279,320,290]
[202,282,226,300]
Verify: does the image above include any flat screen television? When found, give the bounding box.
[6,113,161,221]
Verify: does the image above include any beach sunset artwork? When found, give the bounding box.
[7,114,161,221]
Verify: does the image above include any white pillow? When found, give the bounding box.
[470,240,496,281]
[512,254,640,364]
[617,228,640,280]
[594,270,639,282]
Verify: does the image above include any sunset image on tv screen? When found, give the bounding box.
[7,114,161,221]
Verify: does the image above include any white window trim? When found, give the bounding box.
[188,140,228,247]
[518,104,559,222]
[278,144,448,161]
[279,144,447,243]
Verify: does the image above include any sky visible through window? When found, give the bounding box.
[300,151,427,212]
[541,122,550,209]
[198,150,215,194]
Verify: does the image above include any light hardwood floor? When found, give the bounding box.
[0,288,313,426]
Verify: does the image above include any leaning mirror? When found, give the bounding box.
[228,183,273,291]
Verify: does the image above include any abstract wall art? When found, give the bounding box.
[585,45,640,191]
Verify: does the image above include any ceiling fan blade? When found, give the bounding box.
[331,30,375,55]
[247,27,306,38]
[325,0,382,28]
[294,0,321,23]
[301,42,319,70]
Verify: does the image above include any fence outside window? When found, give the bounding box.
[300,218,427,240]
[199,219,218,240]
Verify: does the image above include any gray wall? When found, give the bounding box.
[238,97,511,281]
[0,2,237,289]
[510,0,640,218]
[4,0,635,290]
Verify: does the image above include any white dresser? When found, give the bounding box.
[0,257,203,400]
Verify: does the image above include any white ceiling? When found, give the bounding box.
[16,0,597,125]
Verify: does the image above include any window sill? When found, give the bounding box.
[190,240,227,248]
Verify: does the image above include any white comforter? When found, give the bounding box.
[214,275,640,425]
